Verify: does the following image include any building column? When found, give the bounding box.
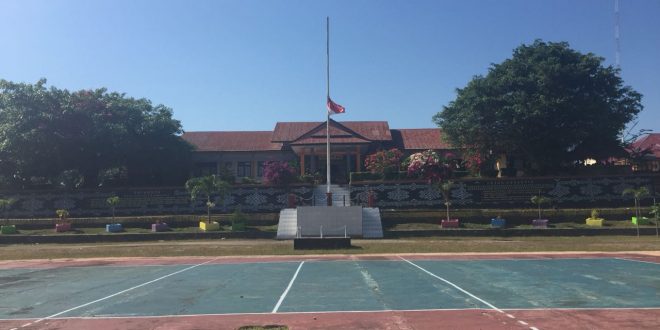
[355,146,361,172]
[300,150,305,176]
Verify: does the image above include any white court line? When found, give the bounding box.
[614,257,660,265]
[399,256,540,330]
[31,257,220,324]
[398,256,502,312]
[272,261,304,313]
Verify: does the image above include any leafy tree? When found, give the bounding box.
[106,196,120,222]
[0,79,193,188]
[622,186,650,237]
[434,40,643,174]
[185,175,231,223]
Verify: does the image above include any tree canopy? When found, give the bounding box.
[0,79,192,189]
[433,40,643,173]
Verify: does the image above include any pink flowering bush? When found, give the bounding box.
[262,161,297,186]
[405,150,454,183]
[364,148,403,175]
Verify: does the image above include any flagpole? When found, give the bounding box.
[326,16,331,194]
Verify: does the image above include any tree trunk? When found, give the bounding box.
[446,203,450,222]
[635,198,640,237]
[207,196,211,223]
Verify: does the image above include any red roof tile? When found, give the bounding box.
[182,131,282,152]
[272,120,391,142]
[391,128,452,150]
[631,133,660,158]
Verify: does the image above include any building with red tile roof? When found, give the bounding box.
[182,120,453,183]
[629,133,660,172]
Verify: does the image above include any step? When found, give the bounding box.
[276,208,298,239]
[362,207,383,238]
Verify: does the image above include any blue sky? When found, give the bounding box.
[1,0,658,135]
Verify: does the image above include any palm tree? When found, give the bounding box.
[185,175,231,223]
[622,186,650,237]
[106,196,120,222]
[648,198,658,238]
[530,191,551,220]
[439,180,454,222]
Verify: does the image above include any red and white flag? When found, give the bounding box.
[326,96,345,114]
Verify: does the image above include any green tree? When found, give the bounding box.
[434,40,643,173]
[622,186,650,237]
[0,79,193,188]
[649,200,659,238]
[530,192,551,220]
[439,180,454,222]
[0,198,16,224]
[185,175,231,223]
[106,196,120,222]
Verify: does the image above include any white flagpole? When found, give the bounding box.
[326,16,331,194]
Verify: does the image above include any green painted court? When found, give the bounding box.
[1,256,658,325]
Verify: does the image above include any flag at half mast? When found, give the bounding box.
[326,96,345,114]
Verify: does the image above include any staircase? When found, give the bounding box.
[362,207,384,238]
[276,208,298,239]
[313,184,352,206]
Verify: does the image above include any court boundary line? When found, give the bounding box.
[29,257,221,325]
[272,261,304,313]
[2,306,660,322]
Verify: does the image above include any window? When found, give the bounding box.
[256,161,265,177]
[194,162,217,177]
[237,161,252,178]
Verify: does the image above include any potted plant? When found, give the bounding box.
[585,209,604,227]
[186,175,231,231]
[622,186,650,237]
[0,198,17,234]
[105,196,123,233]
[55,209,71,232]
[490,215,506,228]
[439,180,459,228]
[530,191,551,228]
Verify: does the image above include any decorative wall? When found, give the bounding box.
[350,175,659,209]
[0,185,313,218]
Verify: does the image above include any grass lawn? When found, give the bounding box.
[1,236,658,260]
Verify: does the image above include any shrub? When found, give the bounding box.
[240,177,259,185]
[590,209,600,219]
[232,207,247,231]
[262,161,297,186]
[365,149,403,175]
[405,150,454,183]
[350,172,383,182]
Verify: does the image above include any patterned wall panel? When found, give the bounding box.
[0,185,313,218]
[351,175,659,209]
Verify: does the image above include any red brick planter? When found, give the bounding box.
[441,219,460,228]
[532,219,548,228]
[55,223,71,232]
[151,223,169,232]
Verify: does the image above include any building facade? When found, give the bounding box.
[182,120,452,183]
